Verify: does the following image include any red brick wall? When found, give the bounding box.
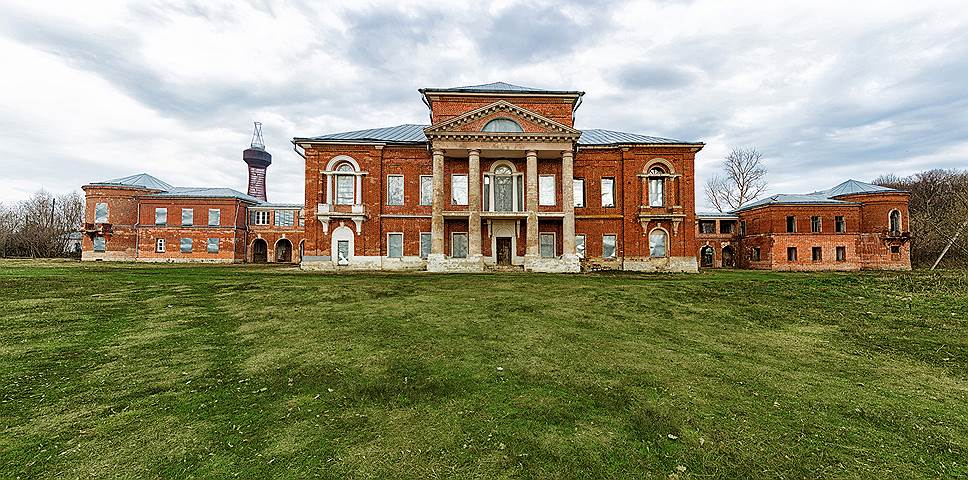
[426,95,576,126]
[81,185,151,259]
[136,198,249,262]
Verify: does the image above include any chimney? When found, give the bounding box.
[242,122,271,201]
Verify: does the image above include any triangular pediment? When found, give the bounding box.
[424,100,581,139]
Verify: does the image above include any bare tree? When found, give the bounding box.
[705,147,769,212]
[0,190,84,258]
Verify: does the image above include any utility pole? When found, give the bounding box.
[932,217,968,270]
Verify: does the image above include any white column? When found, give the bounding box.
[525,150,539,258]
[562,150,576,257]
[468,149,482,259]
[431,149,445,256]
[355,174,362,205]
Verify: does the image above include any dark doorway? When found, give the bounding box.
[252,239,268,263]
[496,237,512,265]
[700,246,714,267]
[275,239,293,263]
[722,245,735,268]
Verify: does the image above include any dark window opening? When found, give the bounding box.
[811,216,821,233]
[786,216,796,233]
[699,220,716,234]
[812,246,822,262]
[836,246,846,261]
[835,216,846,233]
[720,220,736,234]
[787,246,797,261]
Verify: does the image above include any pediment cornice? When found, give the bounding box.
[424,100,581,141]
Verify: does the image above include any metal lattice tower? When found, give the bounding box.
[250,122,266,150]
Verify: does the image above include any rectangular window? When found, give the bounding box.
[387,175,404,206]
[156,238,165,253]
[337,240,350,264]
[420,232,432,259]
[180,238,192,253]
[602,234,616,258]
[451,175,468,205]
[699,221,716,234]
[891,245,901,254]
[93,236,105,252]
[649,230,667,257]
[836,216,846,233]
[274,210,294,227]
[786,216,796,233]
[812,246,822,262]
[540,233,555,258]
[207,238,219,253]
[648,178,664,207]
[336,175,354,205]
[740,221,747,236]
[387,233,403,258]
[574,179,585,207]
[451,232,468,258]
[181,208,193,226]
[155,208,167,225]
[516,176,524,211]
[419,175,433,206]
[576,234,586,259]
[208,209,220,226]
[95,203,108,223]
[836,246,846,261]
[811,216,821,233]
[251,211,270,225]
[601,178,615,207]
[787,246,797,261]
[539,175,556,206]
[752,246,761,261]
[720,221,736,234]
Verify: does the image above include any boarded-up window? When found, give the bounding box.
[207,238,219,253]
[181,208,193,226]
[388,233,403,258]
[451,175,468,205]
[95,203,108,223]
[180,238,192,253]
[93,236,105,252]
[420,232,432,259]
[274,210,294,227]
[574,179,585,207]
[601,178,615,207]
[649,230,667,257]
[540,233,555,258]
[208,209,220,226]
[419,176,433,206]
[387,175,404,206]
[576,235,586,258]
[539,176,556,206]
[452,232,468,258]
[602,235,616,258]
[155,208,167,225]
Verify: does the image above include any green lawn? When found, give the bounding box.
[1,261,966,479]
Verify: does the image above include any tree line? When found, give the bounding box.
[0,191,84,258]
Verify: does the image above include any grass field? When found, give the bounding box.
[1,260,966,479]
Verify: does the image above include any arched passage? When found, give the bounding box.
[252,239,268,263]
[722,245,735,268]
[275,239,293,263]
[700,245,715,268]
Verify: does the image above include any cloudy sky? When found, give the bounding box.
[1,0,966,208]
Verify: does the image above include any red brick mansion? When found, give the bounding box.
[80,82,911,272]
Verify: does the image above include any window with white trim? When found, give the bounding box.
[601,178,615,207]
[648,167,665,207]
[419,175,433,205]
[574,179,585,208]
[539,175,556,206]
[451,175,468,205]
[602,235,616,258]
[251,211,270,225]
[420,232,432,259]
[155,208,167,225]
[208,209,220,226]
[649,230,667,257]
[95,203,108,223]
[156,238,166,253]
[387,233,403,258]
[335,163,355,205]
[387,175,404,206]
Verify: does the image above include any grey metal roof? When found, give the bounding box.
[578,128,699,146]
[419,82,582,94]
[696,211,739,219]
[299,124,429,144]
[253,203,303,209]
[89,173,174,191]
[813,179,900,197]
[147,187,263,203]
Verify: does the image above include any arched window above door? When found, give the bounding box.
[482,118,524,133]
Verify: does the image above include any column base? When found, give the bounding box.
[427,254,485,273]
[524,255,581,273]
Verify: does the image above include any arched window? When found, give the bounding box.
[648,167,665,207]
[649,229,668,257]
[486,162,521,212]
[482,118,524,133]
[889,210,901,233]
[335,163,355,205]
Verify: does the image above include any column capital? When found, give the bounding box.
[526,149,537,158]
[432,149,445,157]
[468,149,480,156]
[562,150,574,159]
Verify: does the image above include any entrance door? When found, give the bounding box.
[496,237,512,265]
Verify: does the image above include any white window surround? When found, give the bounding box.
[601,178,615,208]
[649,228,668,258]
[539,175,556,206]
[208,209,220,226]
[419,175,433,206]
[387,232,403,258]
[155,208,167,225]
[156,238,165,253]
[419,232,432,259]
[574,179,585,208]
[387,175,404,206]
[323,155,365,206]
[484,161,523,212]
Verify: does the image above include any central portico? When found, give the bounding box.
[422,99,582,273]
